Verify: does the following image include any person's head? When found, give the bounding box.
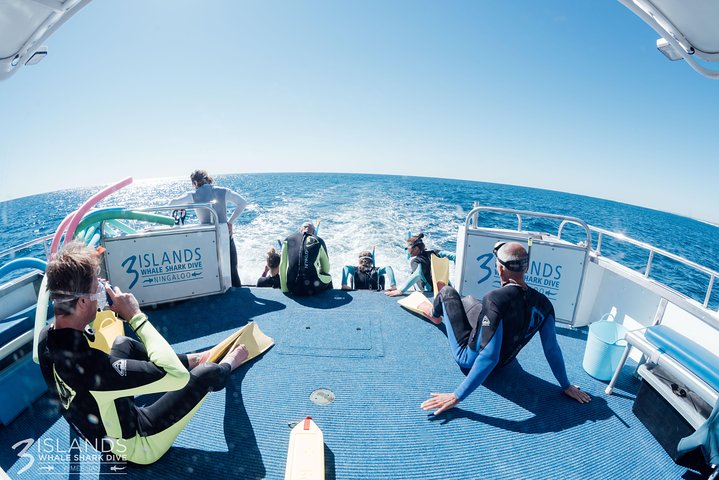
[190,170,213,189]
[493,241,529,285]
[46,241,103,320]
[405,233,426,257]
[300,222,315,235]
[266,248,281,269]
[358,250,374,273]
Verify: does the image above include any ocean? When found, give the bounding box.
[1,173,718,309]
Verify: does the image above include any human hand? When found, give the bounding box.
[385,289,404,297]
[420,392,459,415]
[563,385,591,404]
[107,285,142,321]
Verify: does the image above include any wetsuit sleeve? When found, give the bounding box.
[439,250,456,262]
[341,266,356,288]
[279,240,289,293]
[453,322,502,401]
[397,269,422,293]
[168,192,193,206]
[317,243,331,276]
[379,266,396,287]
[125,314,189,391]
[538,314,571,390]
[93,314,189,393]
[225,189,247,225]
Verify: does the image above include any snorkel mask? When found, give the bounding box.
[492,242,530,273]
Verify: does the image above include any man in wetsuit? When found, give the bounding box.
[170,170,247,287]
[279,222,332,295]
[419,242,591,415]
[37,242,248,464]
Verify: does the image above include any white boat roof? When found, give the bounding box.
[0,0,91,81]
[1,0,719,81]
[618,0,719,79]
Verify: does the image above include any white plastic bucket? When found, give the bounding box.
[582,315,627,381]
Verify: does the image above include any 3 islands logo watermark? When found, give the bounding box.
[121,248,204,288]
[10,437,127,476]
[476,253,563,299]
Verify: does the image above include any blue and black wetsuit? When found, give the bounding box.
[432,285,570,401]
[38,314,231,464]
[341,265,396,290]
[397,250,455,293]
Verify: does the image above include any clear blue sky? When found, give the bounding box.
[1,1,717,223]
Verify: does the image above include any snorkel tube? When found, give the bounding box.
[34,177,134,363]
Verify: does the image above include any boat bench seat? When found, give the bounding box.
[645,325,719,394]
[0,304,37,347]
[606,323,719,428]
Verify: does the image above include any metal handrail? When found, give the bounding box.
[0,234,53,261]
[589,225,719,308]
[466,205,593,250]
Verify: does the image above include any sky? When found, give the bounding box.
[1,0,717,223]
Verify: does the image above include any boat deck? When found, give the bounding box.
[0,287,695,479]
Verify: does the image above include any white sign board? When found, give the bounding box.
[103,228,225,305]
[457,228,586,324]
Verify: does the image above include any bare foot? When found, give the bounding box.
[221,344,249,371]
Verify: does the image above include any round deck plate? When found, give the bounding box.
[310,388,335,406]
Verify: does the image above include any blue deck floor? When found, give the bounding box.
[0,287,701,479]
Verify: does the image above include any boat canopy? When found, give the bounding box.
[618,0,719,79]
[0,0,91,81]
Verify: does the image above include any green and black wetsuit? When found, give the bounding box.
[38,314,231,465]
[279,231,332,295]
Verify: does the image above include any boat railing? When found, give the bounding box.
[467,205,593,248]
[0,234,53,264]
[588,225,718,310]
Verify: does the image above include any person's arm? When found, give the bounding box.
[538,315,570,390]
[420,323,502,415]
[95,288,190,397]
[341,266,356,290]
[279,240,289,293]
[378,266,397,289]
[225,189,247,226]
[539,314,591,403]
[438,250,456,262]
[317,243,331,282]
[168,192,193,206]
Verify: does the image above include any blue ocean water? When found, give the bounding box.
[1,173,718,309]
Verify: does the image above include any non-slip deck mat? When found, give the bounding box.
[0,287,693,479]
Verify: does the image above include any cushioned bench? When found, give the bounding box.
[645,325,719,394]
[606,322,719,429]
[0,304,37,347]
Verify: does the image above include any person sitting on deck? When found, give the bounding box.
[257,247,281,288]
[341,250,397,291]
[37,242,249,465]
[418,242,591,415]
[385,233,455,297]
[170,169,247,287]
[279,222,332,295]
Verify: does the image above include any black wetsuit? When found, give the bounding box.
[38,314,230,464]
[257,274,280,288]
[280,232,332,295]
